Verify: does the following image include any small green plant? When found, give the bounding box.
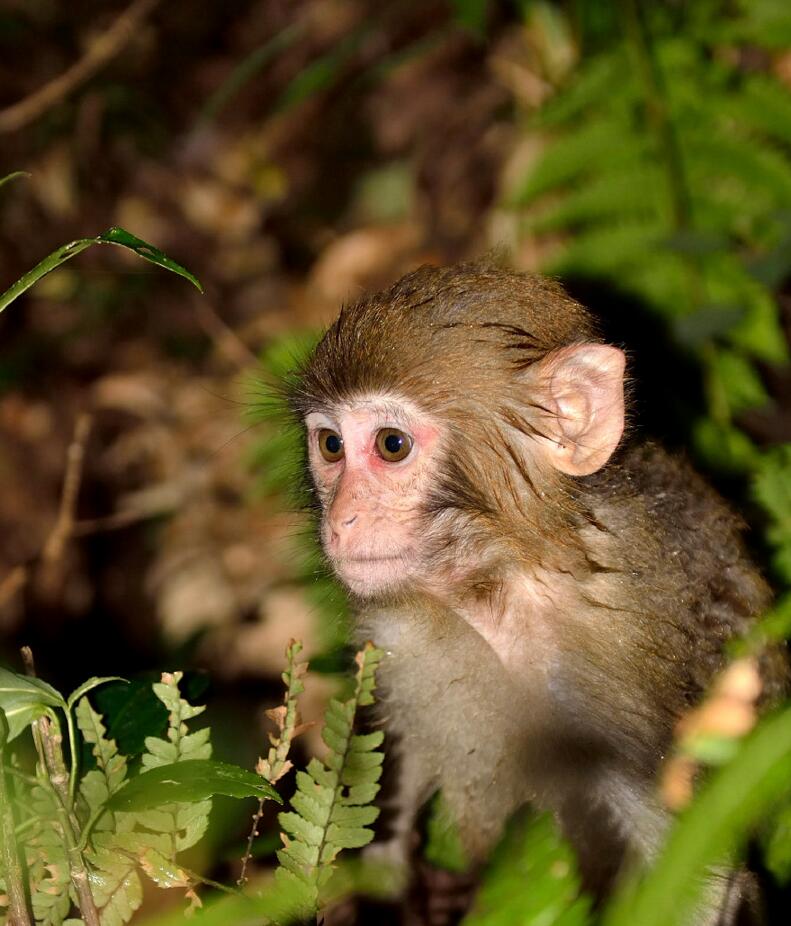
[0,664,279,926]
[274,641,384,918]
[0,641,388,925]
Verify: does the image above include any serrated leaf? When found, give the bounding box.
[281,837,319,868]
[142,737,178,766]
[330,804,379,827]
[296,769,334,807]
[178,727,212,758]
[306,757,338,790]
[340,764,383,788]
[345,783,381,805]
[325,823,375,850]
[176,798,211,851]
[349,731,384,751]
[279,811,324,847]
[321,724,347,756]
[343,751,383,772]
[291,790,328,828]
[138,847,190,888]
[107,759,280,812]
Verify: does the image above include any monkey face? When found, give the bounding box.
[304,394,443,598]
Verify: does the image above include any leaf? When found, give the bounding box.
[106,759,281,812]
[274,642,385,914]
[0,170,29,190]
[764,797,791,884]
[464,812,590,926]
[96,227,203,293]
[94,678,168,757]
[75,695,128,801]
[424,793,469,874]
[0,667,64,741]
[0,226,201,315]
[67,676,126,710]
[603,706,791,926]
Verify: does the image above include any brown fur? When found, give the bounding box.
[289,261,787,919]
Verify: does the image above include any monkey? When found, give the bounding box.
[287,260,787,924]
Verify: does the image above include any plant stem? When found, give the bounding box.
[38,715,101,926]
[21,648,100,926]
[620,0,690,233]
[620,0,705,315]
[0,710,32,926]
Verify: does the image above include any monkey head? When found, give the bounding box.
[289,263,626,600]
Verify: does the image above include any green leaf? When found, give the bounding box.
[106,759,281,812]
[464,811,590,926]
[94,678,168,757]
[96,227,203,293]
[67,676,127,710]
[0,170,29,191]
[0,226,201,315]
[0,667,64,741]
[325,822,375,850]
[603,706,791,926]
[764,797,791,884]
[424,793,469,874]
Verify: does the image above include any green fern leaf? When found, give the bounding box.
[275,643,384,917]
[528,165,664,233]
[684,130,791,205]
[536,49,628,127]
[511,119,649,206]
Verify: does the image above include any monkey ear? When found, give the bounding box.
[535,344,625,476]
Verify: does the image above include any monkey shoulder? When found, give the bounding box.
[582,442,774,691]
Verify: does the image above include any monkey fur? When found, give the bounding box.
[288,262,787,922]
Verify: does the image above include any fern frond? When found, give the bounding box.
[527,164,664,233]
[76,696,128,820]
[550,219,667,276]
[511,118,650,206]
[536,49,628,127]
[275,642,384,917]
[683,130,791,205]
[718,76,791,150]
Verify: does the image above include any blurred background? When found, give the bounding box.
[1,0,790,920]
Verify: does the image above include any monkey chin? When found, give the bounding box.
[331,554,412,599]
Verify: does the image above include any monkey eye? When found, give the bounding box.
[375,428,413,462]
[317,428,344,462]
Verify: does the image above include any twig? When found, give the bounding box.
[0,0,161,134]
[0,566,27,611]
[21,648,101,926]
[42,413,93,565]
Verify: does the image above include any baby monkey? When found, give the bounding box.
[289,262,786,923]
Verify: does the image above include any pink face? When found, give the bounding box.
[304,395,443,598]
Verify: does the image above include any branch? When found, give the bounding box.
[0,0,161,134]
[43,413,93,566]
